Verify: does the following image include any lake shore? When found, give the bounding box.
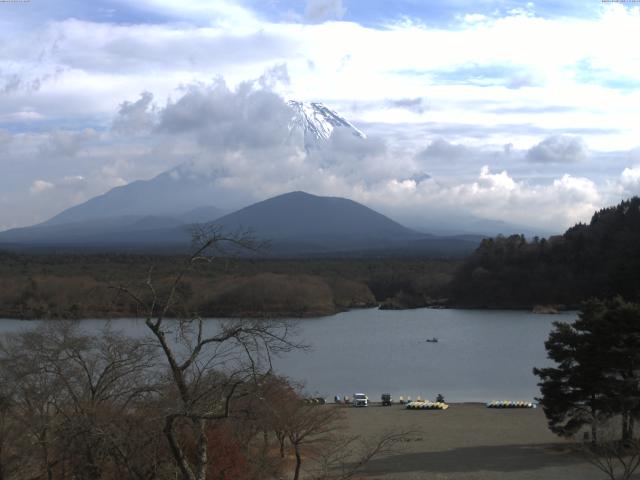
[341,403,602,479]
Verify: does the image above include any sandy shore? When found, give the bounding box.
[340,403,617,480]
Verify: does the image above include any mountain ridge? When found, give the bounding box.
[0,190,483,257]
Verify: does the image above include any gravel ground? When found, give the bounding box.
[340,403,625,480]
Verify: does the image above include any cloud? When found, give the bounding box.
[26,174,94,215]
[144,79,611,231]
[487,105,575,114]
[415,138,469,162]
[30,180,54,194]
[1,72,49,94]
[0,110,45,123]
[1,4,640,154]
[3,0,640,235]
[620,166,640,194]
[430,63,540,89]
[305,0,346,22]
[403,172,431,184]
[526,135,588,163]
[46,19,294,74]
[574,58,640,91]
[0,129,11,148]
[158,78,294,151]
[39,128,98,158]
[477,165,517,191]
[387,97,426,114]
[112,0,260,27]
[258,63,290,90]
[112,91,156,135]
[0,67,635,233]
[376,166,602,232]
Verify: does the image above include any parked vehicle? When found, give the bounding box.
[352,393,368,407]
[381,393,393,406]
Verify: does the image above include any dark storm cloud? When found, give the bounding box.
[526,135,588,163]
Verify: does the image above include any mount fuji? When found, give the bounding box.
[287,100,366,150]
[28,100,366,228]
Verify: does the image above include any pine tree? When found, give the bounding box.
[534,298,640,443]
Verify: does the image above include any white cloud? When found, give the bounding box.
[476,165,517,191]
[0,110,45,123]
[0,5,638,156]
[621,166,640,194]
[371,167,602,232]
[30,180,54,194]
[2,4,640,231]
[462,14,488,24]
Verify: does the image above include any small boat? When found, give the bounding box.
[425,337,438,343]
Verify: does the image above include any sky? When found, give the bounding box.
[1,0,640,233]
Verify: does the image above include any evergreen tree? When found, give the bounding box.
[534,298,640,442]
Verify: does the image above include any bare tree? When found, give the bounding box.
[113,226,300,480]
[0,381,24,480]
[311,429,416,480]
[1,325,67,480]
[0,322,160,480]
[286,403,345,480]
[580,424,640,480]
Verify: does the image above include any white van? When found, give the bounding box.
[353,393,368,407]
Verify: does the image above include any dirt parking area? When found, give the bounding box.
[341,403,621,480]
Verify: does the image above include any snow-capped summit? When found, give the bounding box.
[288,100,366,150]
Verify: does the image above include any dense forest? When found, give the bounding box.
[450,197,640,308]
[0,254,456,319]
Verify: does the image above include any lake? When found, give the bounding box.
[0,308,574,403]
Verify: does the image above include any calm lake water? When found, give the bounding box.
[0,308,575,403]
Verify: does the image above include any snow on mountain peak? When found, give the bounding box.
[288,100,366,150]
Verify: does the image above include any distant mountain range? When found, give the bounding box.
[39,100,365,227]
[0,101,537,256]
[0,191,484,256]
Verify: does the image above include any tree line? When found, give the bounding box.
[450,197,640,308]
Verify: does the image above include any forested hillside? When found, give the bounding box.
[450,197,640,308]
